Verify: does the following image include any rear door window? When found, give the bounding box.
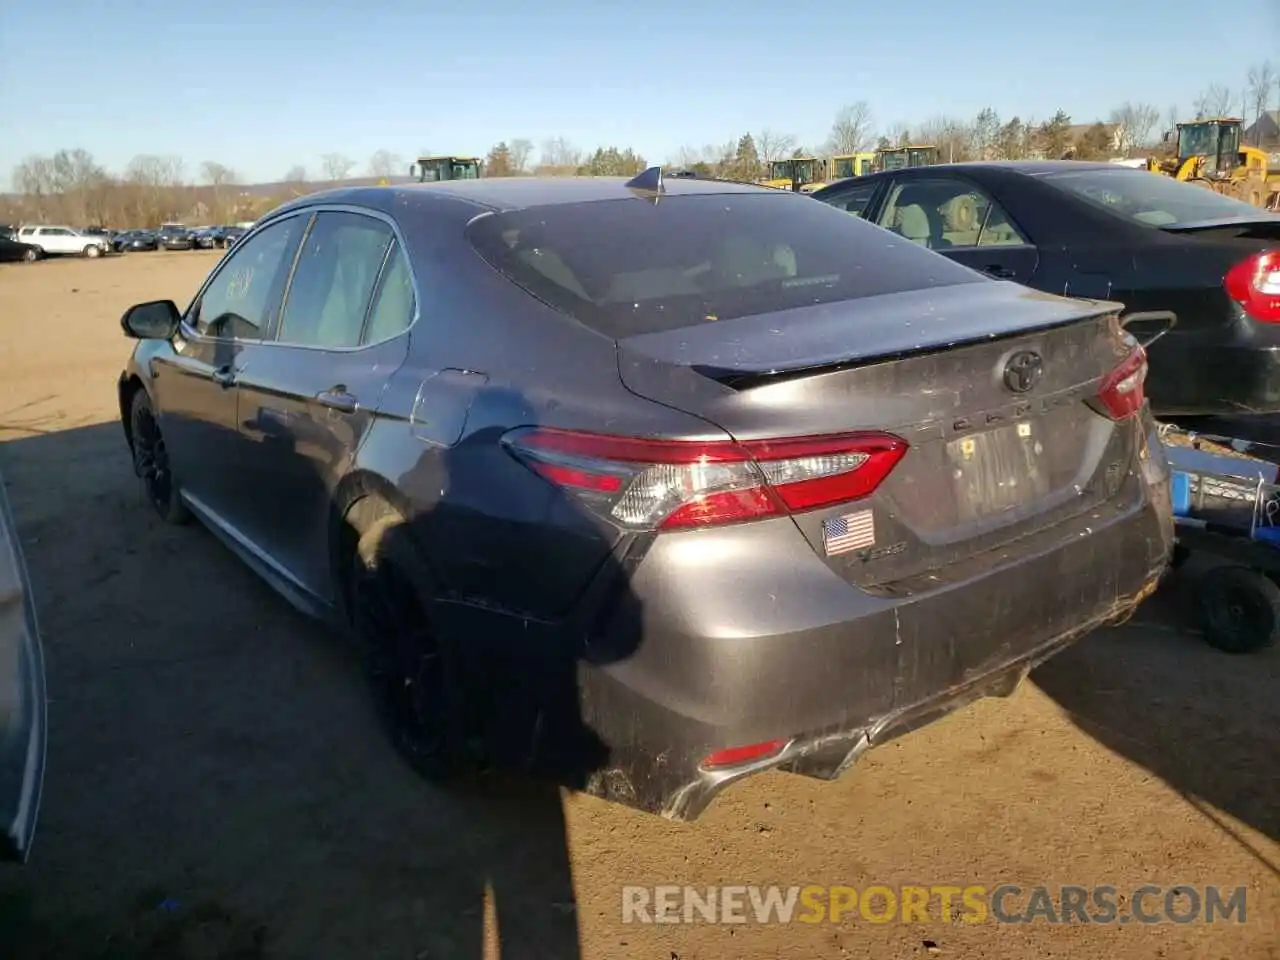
[277,211,394,348]
[465,192,982,338]
[876,178,1028,250]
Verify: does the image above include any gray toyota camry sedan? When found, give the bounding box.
[117,171,1173,821]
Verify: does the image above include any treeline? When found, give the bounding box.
[5,64,1275,229]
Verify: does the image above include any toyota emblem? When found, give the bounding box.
[1003,351,1043,393]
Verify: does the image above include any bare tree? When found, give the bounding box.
[755,129,797,163]
[1110,102,1161,153]
[1247,61,1276,144]
[970,108,1002,159]
[508,138,533,175]
[367,150,402,179]
[282,165,308,183]
[1193,84,1233,120]
[320,152,356,181]
[200,162,238,223]
[914,116,974,161]
[825,102,875,154]
[886,122,913,148]
[539,137,581,169]
[671,145,706,169]
[124,155,186,224]
[200,161,237,187]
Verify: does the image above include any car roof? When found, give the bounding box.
[938,160,1129,176]
[820,160,1131,190]
[287,174,779,216]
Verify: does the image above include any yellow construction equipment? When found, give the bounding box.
[761,153,878,193]
[1146,118,1280,209]
[825,152,877,183]
[760,157,823,192]
[410,155,483,182]
[873,145,941,173]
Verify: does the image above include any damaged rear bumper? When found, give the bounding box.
[577,468,1173,822]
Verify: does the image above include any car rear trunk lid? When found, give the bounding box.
[617,282,1144,593]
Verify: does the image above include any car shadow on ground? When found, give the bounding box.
[0,415,640,959]
[1033,566,1280,854]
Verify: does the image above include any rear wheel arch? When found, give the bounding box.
[329,471,421,624]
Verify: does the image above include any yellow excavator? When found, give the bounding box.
[1147,118,1280,210]
[410,155,483,182]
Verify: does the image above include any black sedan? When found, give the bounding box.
[189,227,221,250]
[157,228,195,251]
[116,174,1171,820]
[115,230,159,253]
[811,161,1280,420]
[0,235,40,262]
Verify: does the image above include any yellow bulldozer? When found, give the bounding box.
[1147,118,1280,210]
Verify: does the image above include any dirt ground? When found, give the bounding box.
[0,253,1276,960]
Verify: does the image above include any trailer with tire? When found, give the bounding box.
[1162,429,1280,654]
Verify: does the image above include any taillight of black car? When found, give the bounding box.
[1224,249,1280,323]
[501,428,908,532]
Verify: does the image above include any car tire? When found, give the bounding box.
[345,503,475,782]
[128,390,190,525]
[84,244,101,258]
[1196,564,1280,654]
[22,247,39,262]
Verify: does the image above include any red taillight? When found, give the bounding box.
[1097,345,1148,420]
[502,427,908,531]
[1224,250,1280,323]
[701,738,789,770]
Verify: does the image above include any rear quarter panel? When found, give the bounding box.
[350,205,727,621]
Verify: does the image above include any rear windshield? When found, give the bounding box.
[1039,168,1262,227]
[465,193,982,338]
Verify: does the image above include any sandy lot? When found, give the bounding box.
[0,252,1276,960]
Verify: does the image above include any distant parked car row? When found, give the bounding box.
[110,224,246,254]
[0,223,250,262]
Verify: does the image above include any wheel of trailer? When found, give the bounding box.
[1196,565,1280,654]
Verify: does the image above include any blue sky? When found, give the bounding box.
[2,0,1277,187]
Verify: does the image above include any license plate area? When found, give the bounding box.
[947,422,1051,522]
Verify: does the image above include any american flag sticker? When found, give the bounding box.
[822,509,876,557]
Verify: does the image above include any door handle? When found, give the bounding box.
[315,388,358,413]
[212,366,236,387]
[983,265,1015,279]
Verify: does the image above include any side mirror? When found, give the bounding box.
[121,300,181,340]
[408,163,417,178]
[1161,131,1171,143]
